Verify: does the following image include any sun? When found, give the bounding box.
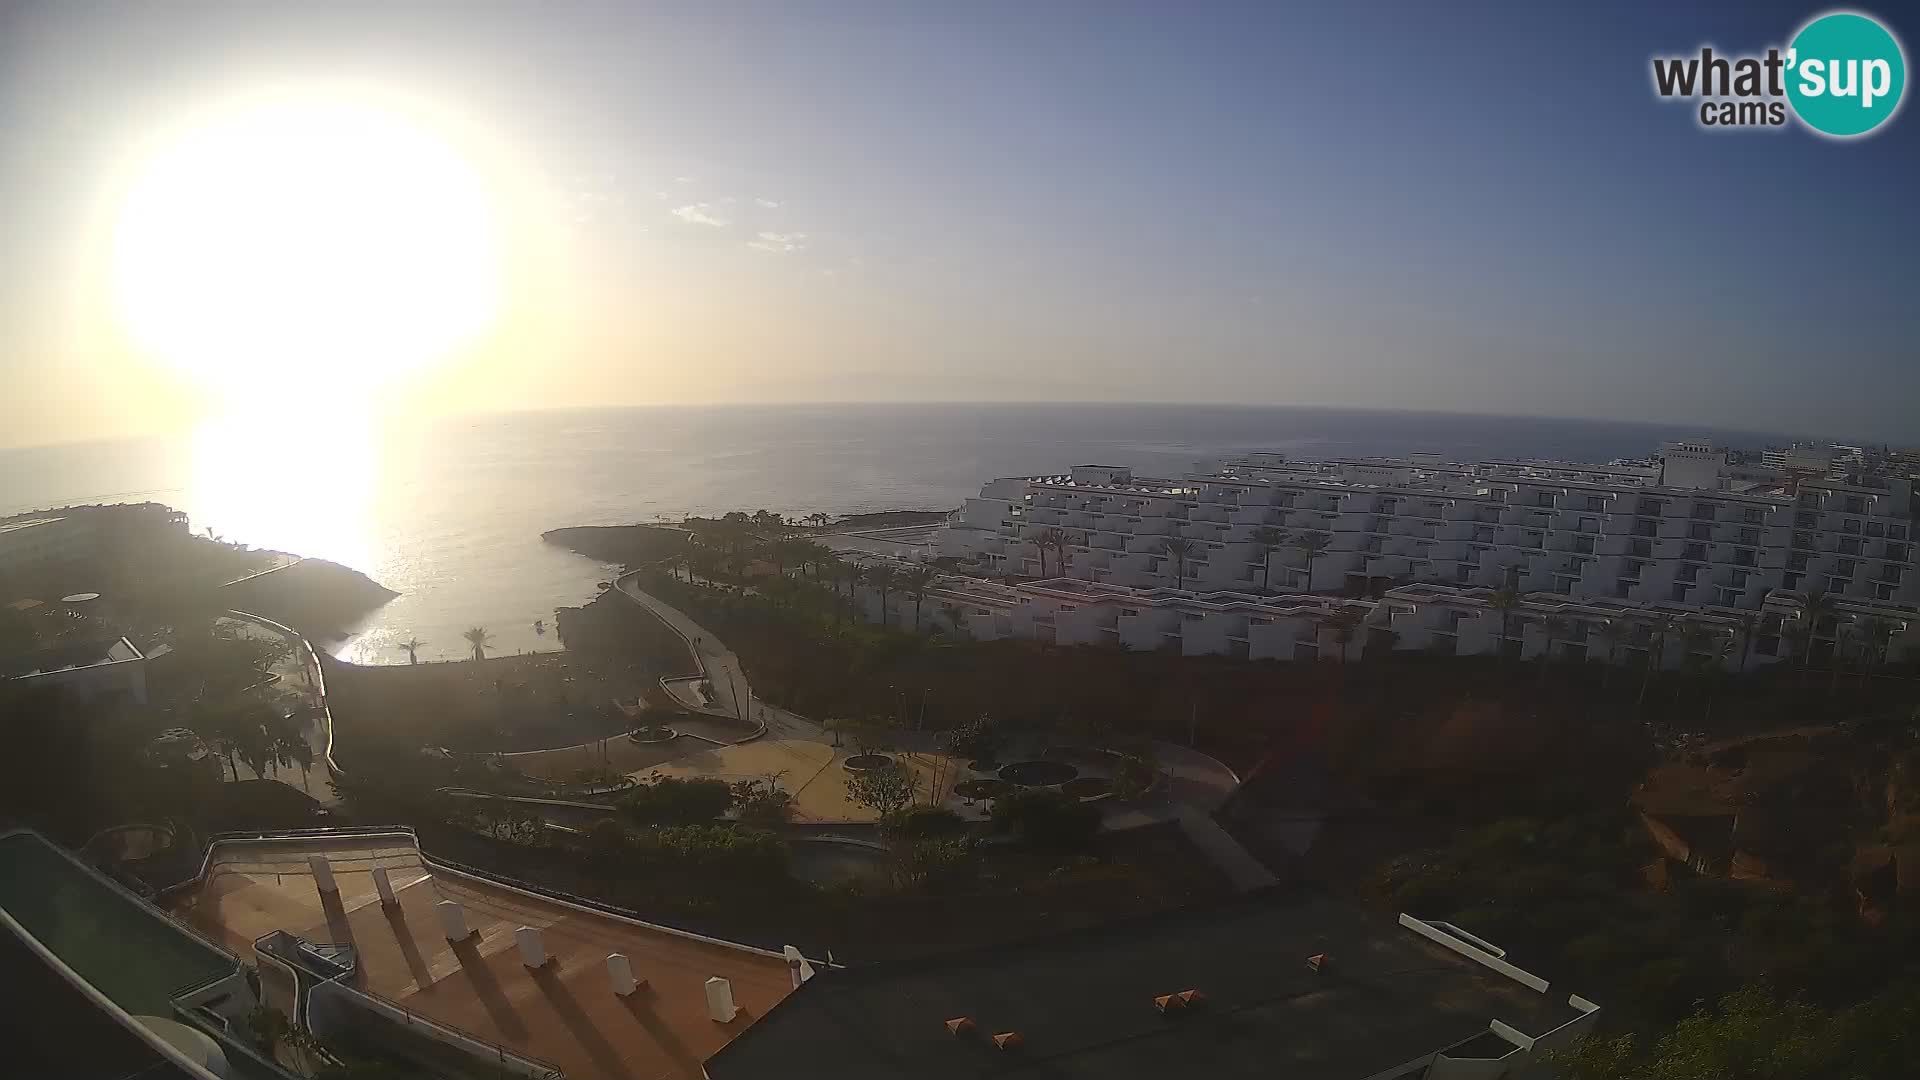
[111,96,502,402]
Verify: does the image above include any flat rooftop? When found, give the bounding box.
[707,891,1584,1080]
[170,833,797,1080]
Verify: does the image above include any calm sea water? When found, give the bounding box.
[0,404,1797,663]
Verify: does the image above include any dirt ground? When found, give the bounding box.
[325,651,650,755]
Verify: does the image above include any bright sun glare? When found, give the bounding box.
[112,96,502,403]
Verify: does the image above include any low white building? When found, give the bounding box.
[927,448,1919,670]
[885,574,1915,672]
[5,635,150,704]
[937,453,1919,612]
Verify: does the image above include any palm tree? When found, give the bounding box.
[1487,587,1523,666]
[1159,536,1196,591]
[1536,615,1574,684]
[1637,615,1674,709]
[1727,611,1760,675]
[1592,619,1628,691]
[843,564,865,624]
[869,565,896,626]
[280,735,315,791]
[1251,526,1285,593]
[1858,615,1900,687]
[399,637,426,665]
[902,565,937,631]
[1291,530,1332,591]
[1324,608,1364,664]
[1797,588,1836,674]
[463,626,492,663]
[941,603,969,639]
[1672,621,1716,702]
[1052,530,1082,579]
[1033,527,1066,577]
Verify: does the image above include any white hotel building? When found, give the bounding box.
[923,447,1919,670]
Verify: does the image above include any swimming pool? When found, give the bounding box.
[0,831,234,1018]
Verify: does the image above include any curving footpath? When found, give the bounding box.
[613,572,822,741]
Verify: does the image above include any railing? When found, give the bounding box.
[307,965,562,1079]
[225,608,343,780]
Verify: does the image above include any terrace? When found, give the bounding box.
[169,832,800,1080]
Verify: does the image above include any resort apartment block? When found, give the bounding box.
[930,448,1919,669]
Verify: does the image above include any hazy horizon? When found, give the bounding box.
[3,1,1916,449]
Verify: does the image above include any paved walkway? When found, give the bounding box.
[614,573,824,741]
[217,613,336,805]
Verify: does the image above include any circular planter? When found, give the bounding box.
[843,753,895,772]
[628,726,678,744]
[954,778,1012,800]
[999,760,1079,787]
[966,759,1000,774]
[1061,777,1112,799]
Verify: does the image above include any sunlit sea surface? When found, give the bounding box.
[0,404,1798,664]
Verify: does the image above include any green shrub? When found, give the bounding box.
[619,776,737,824]
[898,807,967,837]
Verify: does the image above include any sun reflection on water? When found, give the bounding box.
[186,410,381,578]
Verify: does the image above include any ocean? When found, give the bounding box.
[0,403,1799,664]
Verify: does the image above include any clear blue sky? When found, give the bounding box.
[1,0,1915,446]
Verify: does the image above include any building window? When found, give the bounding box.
[1682,543,1707,561]
[1743,507,1764,524]
[1670,584,1690,602]
[1840,538,1861,555]
[1844,518,1862,534]
[1631,539,1653,558]
[1633,519,1658,537]
[1793,531,1816,550]
[1784,572,1802,590]
[1889,543,1911,562]
[1796,512,1819,528]
[1637,499,1663,516]
[1846,496,1866,514]
[1586,496,1607,511]
[1688,523,1711,541]
[1536,492,1555,507]
[1836,559,1857,577]
[1737,527,1761,545]
[1880,564,1904,583]
[1893,525,1909,541]
[1868,521,1885,537]
[1578,517,1599,532]
[1789,552,1810,571]
[1733,548,1756,566]
[1692,502,1717,520]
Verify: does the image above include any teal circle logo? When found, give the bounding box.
[1786,11,1907,137]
